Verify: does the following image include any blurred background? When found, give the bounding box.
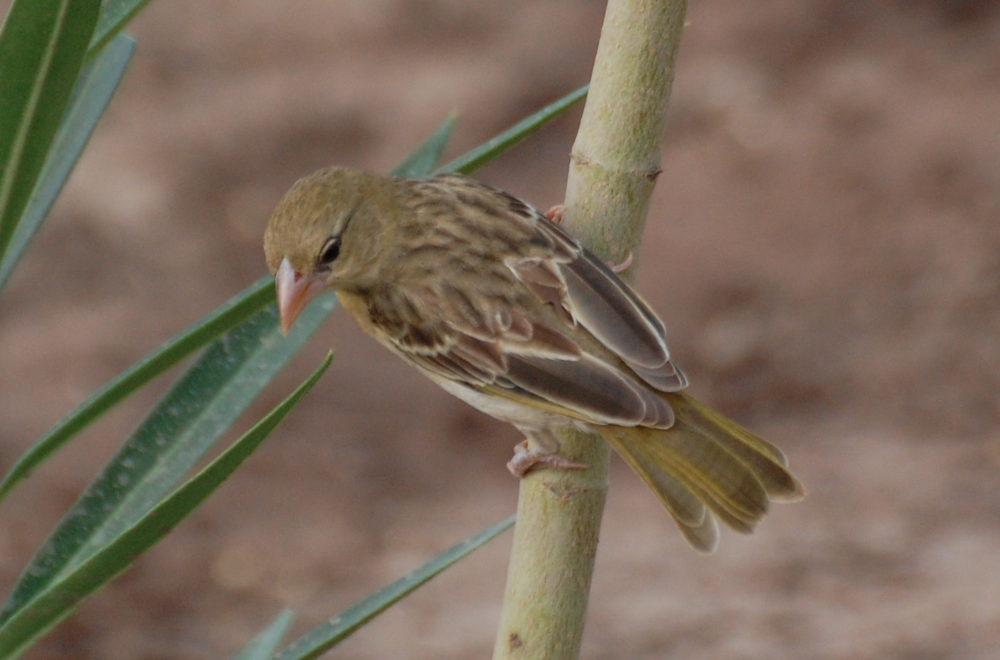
[1,1,999,657]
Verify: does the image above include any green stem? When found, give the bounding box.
[492,1,687,658]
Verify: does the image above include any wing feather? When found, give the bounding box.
[368,174,688,428]
[504,354,674,427]
[518,220,688,392]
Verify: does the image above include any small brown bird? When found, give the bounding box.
[264,166,803,552]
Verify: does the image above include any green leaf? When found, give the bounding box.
[391,112,457,177]
[0,295,336,623]
[0,354,332,659]
[230,610,295,660]
[88,0,155,63]
[273,516,515,660]
[0,33,135,293]
[389,112,456,177]
[437,85,587,175]
[0,276,273,503]
[0,0,101,260]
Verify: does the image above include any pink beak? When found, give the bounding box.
[275,257,325,335]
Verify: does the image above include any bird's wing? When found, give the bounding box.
[420,174,687,394]
[368,272,671,428]
[367,201,687,429]
[516,217,689,393]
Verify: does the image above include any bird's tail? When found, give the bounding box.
[600,392,804,552]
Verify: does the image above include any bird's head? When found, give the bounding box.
[264,166,398,334]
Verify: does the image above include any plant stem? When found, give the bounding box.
[492,1,687,658]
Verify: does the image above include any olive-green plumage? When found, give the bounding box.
[264,166,803,552]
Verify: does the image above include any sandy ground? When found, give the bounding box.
[2,1,999,658]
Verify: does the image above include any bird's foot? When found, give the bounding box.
[543,204,565,224]
[506,439,588,477]
[607,251,633,273]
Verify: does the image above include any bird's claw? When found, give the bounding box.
[543,204,565,225]
[607,251,633,273]
[506,439,588,477]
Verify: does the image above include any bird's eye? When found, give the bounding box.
[318,236,341,266]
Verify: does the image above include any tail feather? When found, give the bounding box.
[671,503,719,552]
[670,393,804,501]
[651,427,769,526]
[604,431,722,552]
[600,392,804,552]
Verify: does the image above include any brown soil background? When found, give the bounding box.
[2,1,999,658]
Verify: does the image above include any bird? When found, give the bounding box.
[263,166,804,552]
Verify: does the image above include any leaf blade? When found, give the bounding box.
[0,354,332,659]
[436,85,587,175]
[274,516,515,660]
[0,276,273,503]
[0,0,101,259]
[0,295,336,623]
[0,33,135,293]
[87,0,155,63]
[391,112,457,177]
[230,610,295,660]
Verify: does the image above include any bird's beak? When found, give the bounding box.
[275,257,324,335]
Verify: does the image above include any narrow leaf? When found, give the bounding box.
[274,516,515,660]
[230,610,295,660]
[436,85,587,175]
[0,354,332,660]
[87,0,155,63]
[0,294,336,623]
[0,33,135,293]
[391,113,457,177]
[0,0,100,259]
[0,276,272,503]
